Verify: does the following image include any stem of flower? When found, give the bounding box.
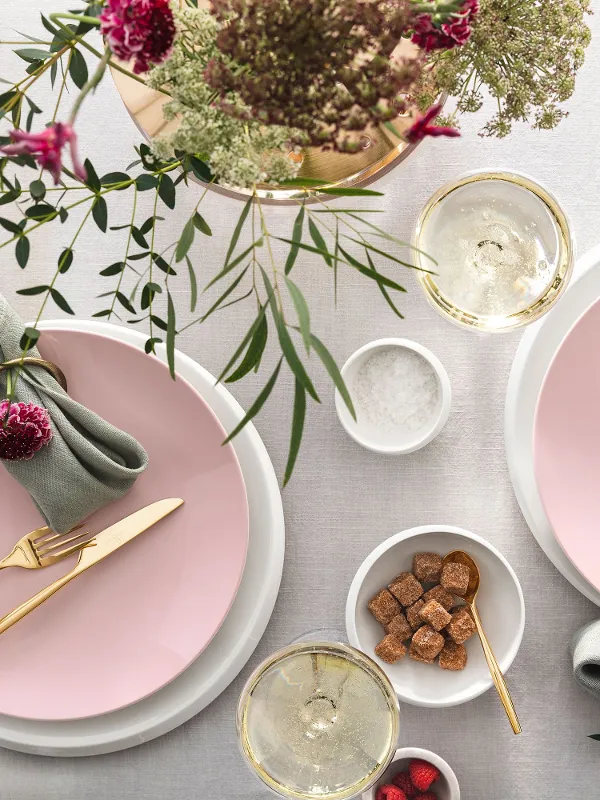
[49,12,102,28]
[69,46,111,125]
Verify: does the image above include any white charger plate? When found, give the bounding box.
[0,319,285,756]
[505,244,600,606]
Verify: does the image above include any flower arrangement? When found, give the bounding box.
[0,0,591,480]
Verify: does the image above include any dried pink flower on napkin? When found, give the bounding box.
[0,400,52,461]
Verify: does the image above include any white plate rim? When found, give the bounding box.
[345,524,525,708]
[505,244,600,606]
[0,319,285,756]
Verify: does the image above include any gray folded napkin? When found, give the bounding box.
[572,620,600,697]
[0,295,149,533]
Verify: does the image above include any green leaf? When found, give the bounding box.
[152,252,176,275]
[345,236,426,273]
[261,268,319,402]
[285,276,311,354]
[588,734,600,741]
[139,215,160,235]
[100,261,126,276]
[15,236,29,268]
[19,326,40,351]
[319,187,383,197]
[193,212,212,236]
[365,248,404,319]
[185,255,198,312]
[135,174,158,191]
[59,207,68,223]
[158,173,176,209]
[312,208,384,214]
[225,315,268,383]
[308,331,356,420]
[17,285,48,296]
[50,60,58,87]
[175,216,195,262]
[188,156,213,182]
[201,266,249,323]
[58,247,73,274]
[25,203,57,221]
[283,378,306,486]
[141,281,162,310]
[131,226,149,249]
[204,241,258,290]
[337,245,407,293]
[285,205,304,274]
[92,196,108,232]
[308,219,332,267]
[92,309,112,318]
[50,287,74,315]
[128,250,150,261]
[0,217,21,234]
[84,159,100,192]
[224,196,252,267]
[14,48,52,62]
[144,337,162,354]
[216,304,267,384]
[116,291,135,314]
[100,172,130,189]
[0,191,19,207]
[29,179,45,200]
[68,47,88,89]
[223,359,282,444]
[166,291,176,379]
[278,178,326,188]
[151,314,168,331]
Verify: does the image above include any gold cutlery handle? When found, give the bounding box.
[470,602,521,735]
[0,561,86,635]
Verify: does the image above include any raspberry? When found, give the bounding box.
[409,760,441,792]
[392,772,417,798]
[415,794,438,800]
[376,785,408,800]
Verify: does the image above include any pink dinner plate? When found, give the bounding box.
[0,329,248,720]
[534,296,600,591]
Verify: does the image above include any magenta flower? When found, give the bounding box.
[412,0,479,52]
[0,400,53,461]
[0,123,86,185]
[100,0,176,75]
[405,104,460,143]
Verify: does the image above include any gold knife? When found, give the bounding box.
[0,498,184,636]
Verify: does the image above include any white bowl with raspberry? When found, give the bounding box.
[363,747,460,800]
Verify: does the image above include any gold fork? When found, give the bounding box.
[0,526,92,571]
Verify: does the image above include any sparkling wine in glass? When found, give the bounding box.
[237,641,400,799]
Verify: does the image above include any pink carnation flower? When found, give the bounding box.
[0,400,53,461]
[0,123,86,185]
[100,0,176,74]
[412,0,479,52]
[406,103,460,143]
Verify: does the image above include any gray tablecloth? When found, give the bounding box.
[1,3,600,798]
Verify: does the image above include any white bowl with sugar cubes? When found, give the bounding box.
[335,338,451,454]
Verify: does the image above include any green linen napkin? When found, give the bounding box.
[572,620,600,697]
[0,295,149,533]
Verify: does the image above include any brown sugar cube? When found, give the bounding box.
[446,607,477,644]
[375,634,407,664]
[423,584,455,611]
[384,613,412,641]
[368,589,401,625]
[440,562,471,596]
[412,552,443,584]
[419,599,452,632]
[388,572,424,607]
[409,640,435,664]
[411,624,445,660]
[439,640,468,671]
[406,599,426,631]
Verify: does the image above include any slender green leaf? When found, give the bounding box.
[29,179,45,200]
[50,288,74,315]
[275,237,339,262]
[185,255,198,312]
[319,187,383,197]
[68,47,88,89]
[20,326,40,350]
[141,281,162,310]
[202,266,249,322]
[284,205,304,274]
[337,245,407,293]
[92,196,108,232]
[278,178,326,187]
[193,212,212,236]
[313,208,384,214]
[15,236,29,268]
[308,218,332,267]
[100,261,126,276]
[116,291,135,314]
[84,159,101,192]
[261,268,319,402]
[285,276,310,354]
[166,291,176,379]
[131,226,148,249]
[283,378,306,486]
[308,331,355,420]
[216,304,267,384]
[365,249,404,319]
[189,156,213,182]
[92,309,112,318]
[333,220,339,304]
[223,359,282,444]
[58,247,73,274]
[59,206,68,223]
[158,173,176,209]
[152,252,176,275]
[17,285,48,296]
[588,734,600,741]
[145,337,162,354]
[0,191,19,207]
[50,59,58,87]
[225,315,268,383]
[128,250,150,261]
[204,241,258,290]
[14,48,52,62]
[25,203,57,221]
[151,314,168,331]
[0,217,20,234]
[100,172,130,189]
[224,196,252,267]
[345,236,432,273]
[175,216,195,262]
[219,288,253,313]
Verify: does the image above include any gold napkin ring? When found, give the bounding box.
[0,358,68,392]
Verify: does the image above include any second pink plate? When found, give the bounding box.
[534,296,600,591]
[0,329,248,720]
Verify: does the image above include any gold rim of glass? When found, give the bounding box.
[412,170,574,332]
[236,641,400,800]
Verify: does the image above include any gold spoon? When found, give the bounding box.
[443,550,521,735]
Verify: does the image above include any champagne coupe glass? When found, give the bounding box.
[236,632,400,800]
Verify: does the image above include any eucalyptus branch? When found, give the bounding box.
[69,46,110,125]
